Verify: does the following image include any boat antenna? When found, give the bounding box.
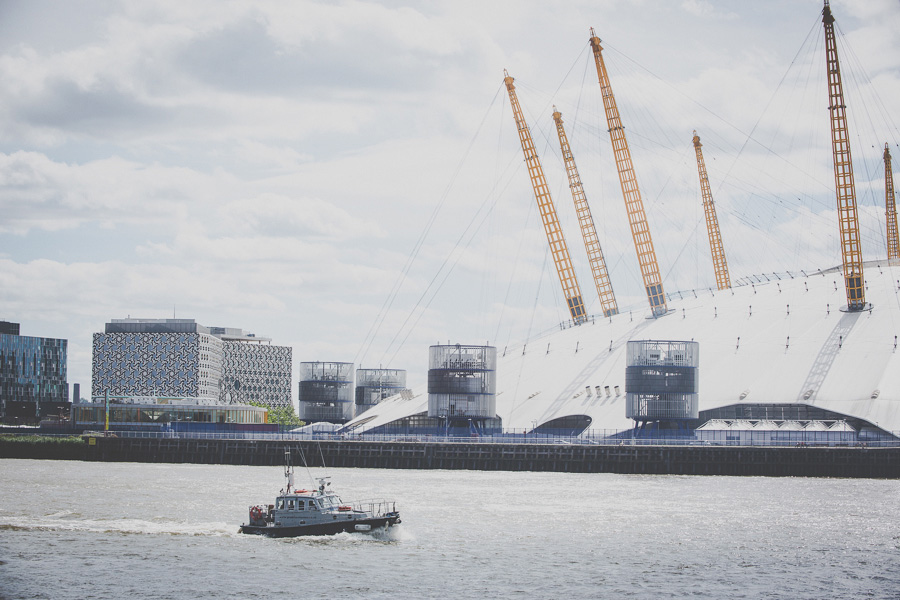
[317,441,327,473]
[296,443,316,488]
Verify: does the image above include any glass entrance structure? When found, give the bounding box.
[427,344,497,421]
[625,340,699,424]
[355,368,407,416]
[72,398,267,428]
[298,362,354,423]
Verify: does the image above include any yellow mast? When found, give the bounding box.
[823,1,866,310]
[503,71,587,324]
[885,144,899,260]
[692,131,731,290]
[552,107,619,317]
[589,29,668,317]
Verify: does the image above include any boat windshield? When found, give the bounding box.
[320,495,342,509]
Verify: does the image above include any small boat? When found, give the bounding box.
[239,450,401,538]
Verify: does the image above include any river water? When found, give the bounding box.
[1,459,898,599]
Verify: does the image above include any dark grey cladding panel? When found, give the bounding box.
[625,366,699,395]
[0,321,21,335]
[105,321,205,334]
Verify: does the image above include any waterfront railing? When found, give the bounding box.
[42,429,899,447]
[4,428,898,446]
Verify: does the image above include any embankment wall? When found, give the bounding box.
[56,437,900,478]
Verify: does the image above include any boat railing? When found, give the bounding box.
[348,498,397,517]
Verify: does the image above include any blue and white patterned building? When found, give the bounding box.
[92,319,291,408]
[92,319,223,401]
[215,327,293,408]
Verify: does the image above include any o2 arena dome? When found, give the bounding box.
[344,4,900,442]
[344,260,900,439]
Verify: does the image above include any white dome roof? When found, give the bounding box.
[346,261,900,435]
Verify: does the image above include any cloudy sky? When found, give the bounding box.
[1,0,898,400]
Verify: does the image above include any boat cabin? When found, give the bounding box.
[277,496,321,511]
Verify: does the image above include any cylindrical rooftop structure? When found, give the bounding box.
[355,368,407,415]
[427,344,496,420]
[625,340,699,421]
[297,361,354,423]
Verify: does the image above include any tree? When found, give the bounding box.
[249,402,304,428]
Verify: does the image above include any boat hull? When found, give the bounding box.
[238,515,401,538]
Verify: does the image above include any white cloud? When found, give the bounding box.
[680,0,734,19]
[0,151,201,234]
[219,193,383,240]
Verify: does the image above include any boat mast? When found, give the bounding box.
[284,448,294,493]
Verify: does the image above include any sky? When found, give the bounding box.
[1,0,899,401]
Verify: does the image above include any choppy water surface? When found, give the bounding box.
[1,459,898,599]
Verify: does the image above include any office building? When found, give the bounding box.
[92,318,292,408]
[0,321,68,423]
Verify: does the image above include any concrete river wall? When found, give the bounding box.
[78,437,900,478]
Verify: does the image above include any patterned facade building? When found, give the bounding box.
[92,325,224,400]
[0,321,68,422]
[220,334,292,408]
[91,319,291,409]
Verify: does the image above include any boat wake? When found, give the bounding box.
[275,525,409,545]
[0,513,236,537]
[0,514,410,541]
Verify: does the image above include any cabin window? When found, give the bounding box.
[308,500,317,509]
[277,499,284,510]
[287,499,295,510]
